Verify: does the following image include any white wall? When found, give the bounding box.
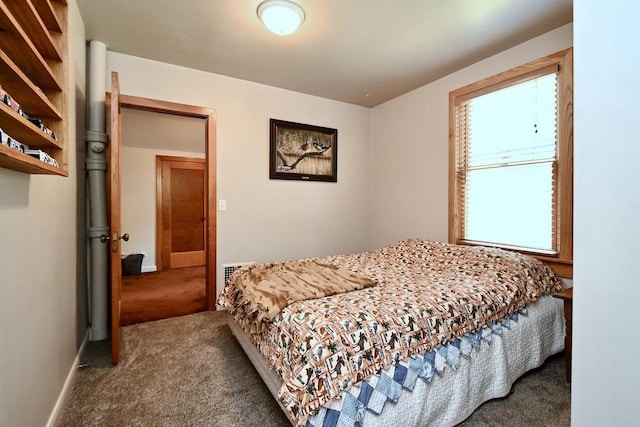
[573,2,640,425]
[370,24,573,249]
[0,1,86,426]
[121,146,205,271]
[106,53,372,298]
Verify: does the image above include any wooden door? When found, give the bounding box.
[109,72,123,364]
[157,156,206,270]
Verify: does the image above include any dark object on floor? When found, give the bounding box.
[121,254,144,276]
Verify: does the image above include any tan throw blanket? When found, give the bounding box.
[233,260,377,322]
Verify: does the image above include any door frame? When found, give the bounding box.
[156,155,207,271]
[107,93,217,310]
[108,72,122,364]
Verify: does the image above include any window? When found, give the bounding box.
[449,49,573,277]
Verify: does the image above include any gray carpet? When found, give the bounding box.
[60,311,570,426]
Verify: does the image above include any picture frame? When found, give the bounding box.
[269,119,337,182]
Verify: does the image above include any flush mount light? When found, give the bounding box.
[257,0,305,36]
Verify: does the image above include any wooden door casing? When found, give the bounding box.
[109,71,122,364]
[107,93,217,311]
[156,156,206,270]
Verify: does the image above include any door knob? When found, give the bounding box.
[111,232,129,253]
[99,233,129,242]
[99,232,130,253]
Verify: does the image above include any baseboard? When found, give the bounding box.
[141,265,157,273]
[46,329,89,427]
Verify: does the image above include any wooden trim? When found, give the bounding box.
[539,258,573,279]
[457,239,573,278]
[205,112,217,310]
[556,48,574,270]
[155,155,205,163]
[448,90,458,245]
[155,156,163,271]
[109,93,218,310]
[552,287,572,382]
[161,161,171,269]
[106,94,215,119]
[449,48,573,278]
[450,50,569,102]
[169,251,206,268]
[120,94,214,118]
[51,0,67,172]
[109,72,122,364]
[453,64,560,105]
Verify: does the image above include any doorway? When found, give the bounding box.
[156,156,206,270]
[117,95,217,326]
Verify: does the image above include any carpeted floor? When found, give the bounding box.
[121,266,206,325]
[60,311,570,426]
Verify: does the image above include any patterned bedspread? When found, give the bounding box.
[219,239,562,426]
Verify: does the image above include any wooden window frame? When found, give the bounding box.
[448,48,573,278]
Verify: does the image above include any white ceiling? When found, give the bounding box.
[77,0,572,108]
[121,108,205,153]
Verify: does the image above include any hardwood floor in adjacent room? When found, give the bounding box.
[121,265,206,326]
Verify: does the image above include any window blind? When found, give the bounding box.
[456,72,559,253]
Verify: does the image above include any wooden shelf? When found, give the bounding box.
[0,102,62,150]
[0,0,66,175]
[0,2,61,90]
[4,0,62,61]
[31,0,62,33]
[0,50,62,119]
[0,144,66,176]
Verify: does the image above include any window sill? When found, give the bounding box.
[534,255,573,279]
[456,240,573,279]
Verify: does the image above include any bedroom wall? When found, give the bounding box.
[121,146,205,272]
[369,24,573,249]
[106,53,372,299]
[572,1,640,424]
[0,1,87,426]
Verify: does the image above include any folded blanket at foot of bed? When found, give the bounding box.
[228,259,378,323]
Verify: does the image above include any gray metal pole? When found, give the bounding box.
[86,41,109,341]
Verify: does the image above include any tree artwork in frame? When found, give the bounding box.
[269,119,337,182]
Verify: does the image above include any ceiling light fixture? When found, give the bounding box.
[257,0,305,36]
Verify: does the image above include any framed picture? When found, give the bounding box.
[269,119,337,182]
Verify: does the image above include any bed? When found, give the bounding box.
[219,239,565,426]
